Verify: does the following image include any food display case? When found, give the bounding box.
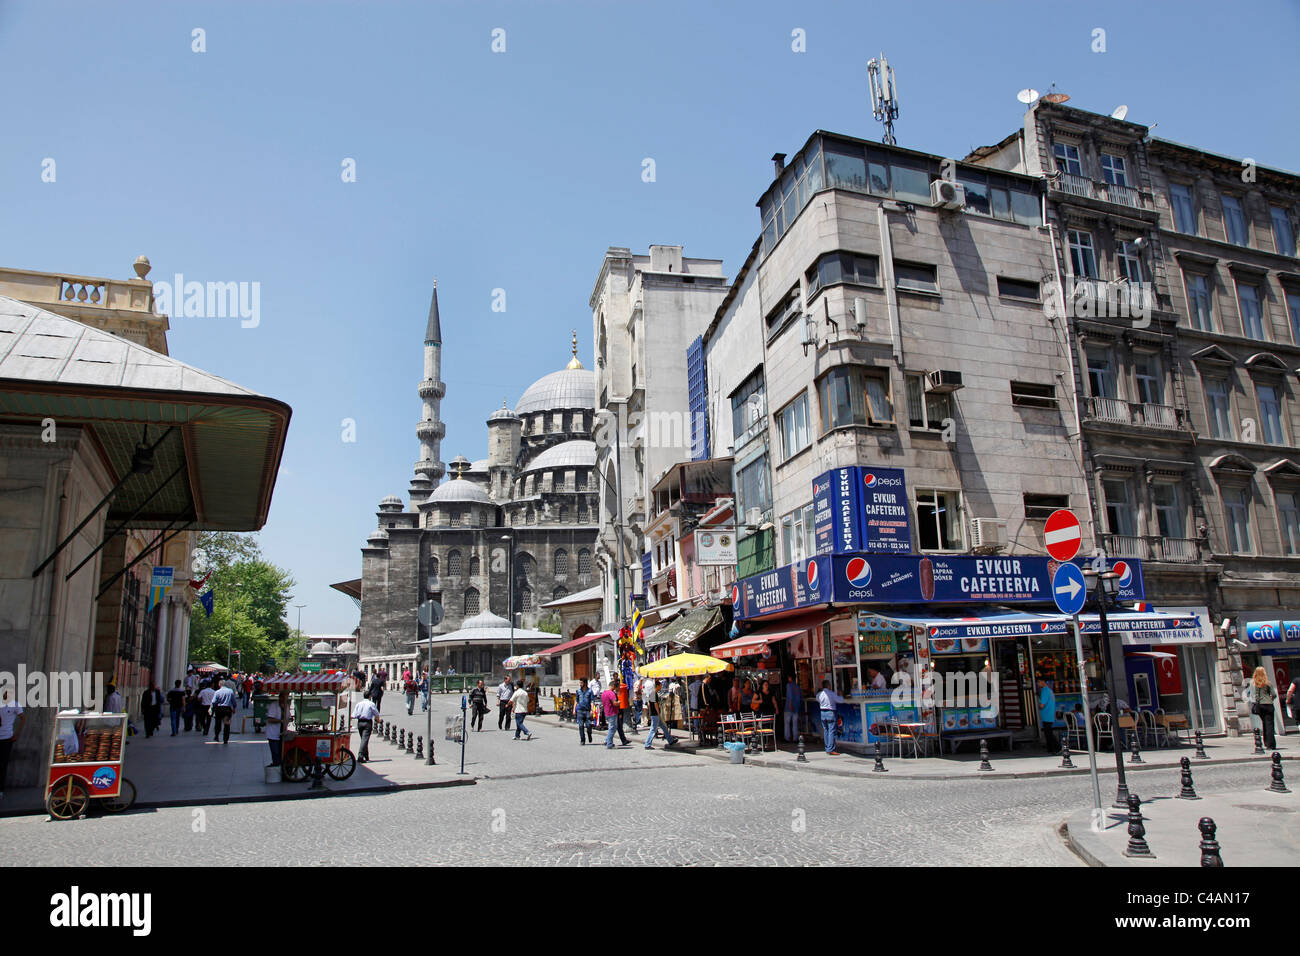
[45,711,135,819]
[261,673,358,782]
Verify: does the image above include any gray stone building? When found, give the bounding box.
[353,285,600,680]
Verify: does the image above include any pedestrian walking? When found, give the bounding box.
[1248,666,1279,750]
[182,690,196,732]
[816,680,845,756]
[496,677,514,730]
[367,671,385,713]
[265,691,288,766]
[1287,674,1299,725]
[211,681,236,744]
[602,679,629,748]
[105,684,124,714]
[633,677,645,731]
[574,678,594,745]
[196,683,214,734]
[644,680,678,750]
[783,674,802,743]
[353,693,378,762]
[511,682,533,740]
[419,671,429,712]
[242,675,253,709]
[469,680,489,732]
[404,675,418,715]
[0,687,25,800]
[166,681,185,736]
[1037,677,1059,753]
[727,678,742,715]
[141,682,163,738]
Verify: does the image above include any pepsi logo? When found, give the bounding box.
[863,473,878,488]
[805,562,819,593]
[845,557,872,588]
[731,584,740,609]
[1040,622,1052,632]
[929,627,939,637]
[1111,561,1133,588]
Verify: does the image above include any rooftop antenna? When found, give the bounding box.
[1111,104,1129,120]
[1041,82,1070,105]
[1017,88,1040,106]
[867,53,900,146]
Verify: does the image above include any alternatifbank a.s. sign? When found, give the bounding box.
[812,467,911,555]
[733,553,1146,620]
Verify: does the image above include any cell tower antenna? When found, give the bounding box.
[867,53,900,146]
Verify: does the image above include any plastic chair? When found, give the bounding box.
[1093,712,1114,751]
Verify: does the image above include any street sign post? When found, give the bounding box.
[1069,613,1103,816]
[1044,509,1082,562]
[1051,560,1100,813]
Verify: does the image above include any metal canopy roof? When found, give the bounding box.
[0,296,290,530]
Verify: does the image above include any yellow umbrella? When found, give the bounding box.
[638,653,732,678]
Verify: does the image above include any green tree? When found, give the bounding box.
[189,532,296,673]
[537,612,562,634]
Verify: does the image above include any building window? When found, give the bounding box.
[1151,482,1186,538]
[429,555,439,577]
[554,549,568,576]
[1170,183,1198,235]
[1023,493,1069,521]
[1011,380,1056,409]
[1204,378,1234,439]
[577,548,591,577]
[1277,491,1300,555]
[997,277,1040,301]
[552,586,568,602]
[1101,153,1128,187]
[469,554,480,577]
[1236,282,1266,339]
[905,374,952,429]
[817,367,893,430]
[1271,206,1296,257]
[780,503,816,566]
[763,283,801,330]
[916,489,963,551]
[777,392,811,461]
[1223,486,1253,552]
[1133,353,1163,405]
[1184,272,1214,331]
[1116,240,1144,283]
[1256,383,1285,445]
[464,588,480,616]
[449,510,462,526]
[731,368,766,447]
[805,251,879,298]
[1102,477,1138,537]
[1222,195,1249,246]
[1286,291,1300,345]
[893,261,939,294]
[1086,347,1118,399]
[519,587,534,612]
[735,453,772,521]
[1068,230,1098,279]
[1053,142,1083,176]
[447,550,462,575]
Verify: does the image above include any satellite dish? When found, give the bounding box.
[1111,104,1129,120]
[1017,88,1039,105]
[1041,92,1070,104]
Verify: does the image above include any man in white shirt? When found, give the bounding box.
[196,683,216,735]
[211,682,237,743]
[0,689,25,799]
[816,680,847,756]
[511,683,532,740]
[496,678,514,731]
[104,684,124,714]
[264,692,288,767]
[352,694,378,762]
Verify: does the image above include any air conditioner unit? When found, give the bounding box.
[969,518,1007,553]
[930,180,967,210]
[925,369,964,392]
[745,507,762,528]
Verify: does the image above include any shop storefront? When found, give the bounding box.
[1116,607,1221,735]
[1242,618,1300,735]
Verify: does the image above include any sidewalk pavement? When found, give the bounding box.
[526,711,1295,780]
[1065,785,1299,866]
[0,720,473,818]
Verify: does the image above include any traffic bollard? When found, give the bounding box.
[1178,756,1200,799]
[978,738,993,772]
[1198,818,1223,867]
[1128,730,1143,765]
[1060,738,1075,769]
[873,740,887,773]
[1269,752,1291,793]
[796,737,807,763]
[1123,793,1155,859]
[1194,730,1208,760]
[1253,729,1265,755]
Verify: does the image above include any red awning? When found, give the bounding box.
[710,612,839,661]
[261,673,353,693]
[539,631,611,657]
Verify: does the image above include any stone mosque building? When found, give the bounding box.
[352,284,600,680]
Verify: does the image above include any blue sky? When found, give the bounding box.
[2,0,1297,635]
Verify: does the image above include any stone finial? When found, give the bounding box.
[133,255,151,280]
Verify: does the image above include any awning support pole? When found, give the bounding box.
[95,522,193,600]
[30,427,177,578]
[65,501,183,584]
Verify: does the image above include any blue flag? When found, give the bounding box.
[200,590,215,618]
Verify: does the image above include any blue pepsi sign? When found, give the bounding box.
[813,467,912,555]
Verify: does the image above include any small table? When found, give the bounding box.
[1159,713,1191,743]
[896,722,928,758]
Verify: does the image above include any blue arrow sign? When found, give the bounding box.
[1052,562,1087,616]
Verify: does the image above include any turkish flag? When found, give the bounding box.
[1156,654,1182,695]
[1274,661,1291,697]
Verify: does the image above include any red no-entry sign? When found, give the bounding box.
[1044,509,1082,561]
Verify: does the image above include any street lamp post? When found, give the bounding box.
[226,582,241,669]
[294,604,306,649]
[501,534,515,658]
[1088,568,1129,809]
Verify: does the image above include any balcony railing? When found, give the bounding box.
[1085,396,1131,424]
[1131,403,1180,430]
[1101,533,1202,564]
[1084,398,1189,431]
[1052,174,1153,211]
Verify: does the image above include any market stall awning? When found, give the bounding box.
[262,673,353,693]
[0,297,290,531]
[878,609,1066,641]
[874,607,1208,647]
[711,611,835,660]
[503,655,543,669]
[539,631,610,657]
[644,605,722,649]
